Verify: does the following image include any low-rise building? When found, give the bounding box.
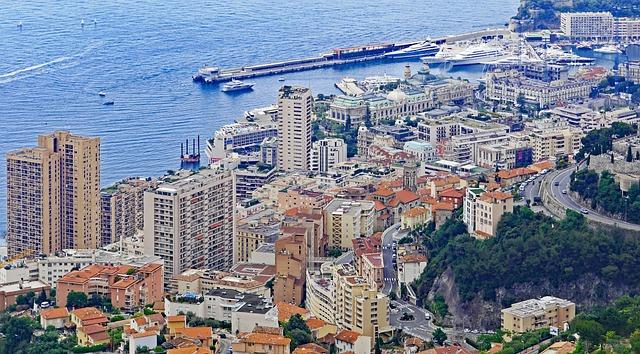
[71,307,109,328]
[0,280,50,312]
[77,324,110,347]
[171,263,275,298]
[620,61,640,84]
[129,331,158,354]
[57,263,164,311]
[397,253,427,285]
[40,307,69,329]
[335,330,371,354]
[233,327,291,354]
[501,296,576,333]
[473,191,514,239]
[231,298,279,334]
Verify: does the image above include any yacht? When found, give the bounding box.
[384,40,440,59]
[544,48,595,66]
[98,91,106,97]
[594,45,623,54]
[103,100,114,106]
[221,79,255,92]
[445,43,510,67]
[421,43,464,64]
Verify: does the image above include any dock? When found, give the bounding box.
[193,28,512,84]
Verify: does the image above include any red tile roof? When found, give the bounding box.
[335,329,361,344]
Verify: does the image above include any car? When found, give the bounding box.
[562,189,567,194]
[554,181,560,186]
[581,208,589,214]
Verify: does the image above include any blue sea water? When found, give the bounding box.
[0,0,521,232]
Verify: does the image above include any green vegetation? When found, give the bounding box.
[314,118,358,157]
[184,311,231,330]
[66,291,88,309]
[432,328,448,346]
[576,122,636,160]
[71,343,107,353]
[327,247,343,258]
[397,236,413,244]
[597,76,640,104]
[416,207,640,304]
[568,295,640,352]
[428,295,449,321]
[497,328,552,354]
[571,169,640,223]
[283,314,314,350]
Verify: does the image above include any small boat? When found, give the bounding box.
[594,45,623,54]
[81,19,85,27]
[221,79,255,92]
[98,91,106,97]
[278,77,286,82]
[17,21,23,29]
[103,100,114,105]
[93,19,97,25]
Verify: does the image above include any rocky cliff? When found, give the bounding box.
[425,267,640,330]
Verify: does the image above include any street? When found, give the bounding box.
[547,166,640,231]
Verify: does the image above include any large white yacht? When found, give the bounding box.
[384,40,440,59]
[594,45,623,54]
[544,48,595,66]
[446,43,510,67]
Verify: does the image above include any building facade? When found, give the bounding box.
[6,131,100,256]
[143,168,235,285]
[323,199,376,250]
[277,86,313,172]
[502,296,576,333]
[311,138,348,173]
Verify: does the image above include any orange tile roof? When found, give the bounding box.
[168,315,187,323]
[433,201,456,211]
[132,330,158,339]
[72,307,107,322]
[373,200,387,211]
[134,316,148,326]
[167,347,213,354]
[40,307,69,319]
[284,207,299,217]
[335,329,360,344]
[305,317,326,330]
[241,332,291,346]
[479,191,512,202]
[175,327,213,340]
[532,160,554,170]
[404,206,427,218]
[294,343,329,354]
[399,253,427,264]
[395,190,419,204]
[373,188,395,197]
[79,323,106,335]
[475,230,492,238]
[496,167,535,180]
[276,302,309,322]
[438,188,464,199]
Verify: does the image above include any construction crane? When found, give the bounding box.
[0,248,35,268]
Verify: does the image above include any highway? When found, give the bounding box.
[381,223,401,295]
[548,166,640,231]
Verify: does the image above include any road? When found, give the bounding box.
[380,223,439,341]
[381,223,401,295]
[548,166,640,231]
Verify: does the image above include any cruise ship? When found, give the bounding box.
[445,43,510,67]
[221,79,255,92]
[384,40,440,59]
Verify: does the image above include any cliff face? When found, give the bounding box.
[426,268,640,330]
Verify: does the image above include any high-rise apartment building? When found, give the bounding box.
[6,131,100,256]
[273,227,307,306]
[143,168,235,285]
[277,86,313,172]
[310,138,347,173]
[332,264,391,344]
[323,199,375,250]
[101,178,157,246]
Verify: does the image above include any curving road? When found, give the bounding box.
[548,166,640,231]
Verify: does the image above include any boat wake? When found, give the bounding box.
[0,41,102,84]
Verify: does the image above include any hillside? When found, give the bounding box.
[512,0,640,30]
[413,207,640,329]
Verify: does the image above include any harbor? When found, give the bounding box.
[193,28,511,83]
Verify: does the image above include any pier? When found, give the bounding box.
[193,28,511,83]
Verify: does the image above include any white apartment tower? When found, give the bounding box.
[311,138,347,173]
[143,168,235,285]
[277,86,313,172]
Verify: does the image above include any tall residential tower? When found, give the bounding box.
[277,86,313,172]
[6,131,101,256]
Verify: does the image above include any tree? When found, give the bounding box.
[66,291,88,309]
[572,318,605,351]
[432,328,447,345]
[627,145,633,162]
[345,115,352,130]
[375,336,383,354]
[636,151,640,160]
[284,314,314,350]
[36,289,47,304]
[611,152,615,163]
[4,316,35,353]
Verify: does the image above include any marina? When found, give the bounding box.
[193,28,511,83]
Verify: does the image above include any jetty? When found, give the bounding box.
[193,28,511,84]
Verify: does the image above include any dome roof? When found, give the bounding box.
[386,88,407,102]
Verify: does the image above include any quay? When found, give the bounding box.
[193,28,511,83]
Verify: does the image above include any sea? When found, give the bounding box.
[0,0,526,233]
